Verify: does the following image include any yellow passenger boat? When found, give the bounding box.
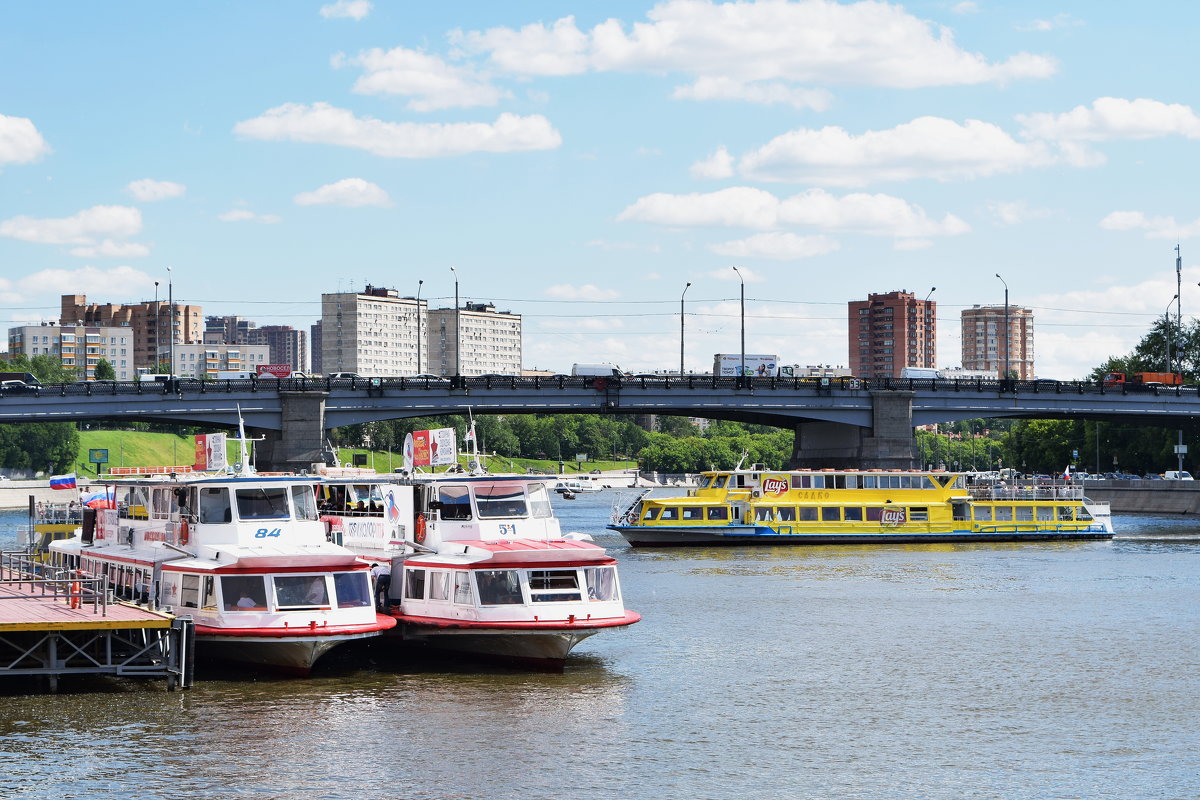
[609,468,1114,546]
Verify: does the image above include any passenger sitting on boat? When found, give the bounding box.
[236,592,257,609]
[355,500,367,514]
[304,578,327,605]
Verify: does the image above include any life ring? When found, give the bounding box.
[179,519,189,546]
[414,513,427,544]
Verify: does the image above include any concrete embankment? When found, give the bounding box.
[0,481,86,510]
[1082,480,1200,514]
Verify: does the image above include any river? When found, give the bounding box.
[1,494,1198,800]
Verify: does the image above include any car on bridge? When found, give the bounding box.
[0,380,39,395]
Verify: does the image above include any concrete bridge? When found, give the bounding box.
[1,375,1197,472]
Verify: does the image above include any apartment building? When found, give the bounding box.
[848,290,937,379]
[961,305,1035,379]
[7,323,137,380]
[319,285,425,376]
[60,294,202,370]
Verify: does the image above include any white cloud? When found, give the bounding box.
[540,317,625,331]
[294,178,391,207]
[16,265,155,297]
[709,232,840,260]
[218,209,282,224]
[320,0,371,21]
[1018,97,1200,142]
[951,2,979,14]
[0,114,51,164]
[335,47,508,111]
[233,103,562,158]
[1099,210,1200,240]
[69,240,151,258]
[1016,13,1084,32]
[544,283,620,300]
[0,205,141,244]
[672,77,833,110]
[618,186,970,239]
[127,178,185,202]
[738,116,1056,185]
[455,1,1056,88]
[707,267,766,283]
[893,238,932,250]
[989,200,1052,225]
[690,146,735,179]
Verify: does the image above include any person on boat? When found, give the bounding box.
[304,578,326,605]
[371,562,391,610]
[236,591,257,609]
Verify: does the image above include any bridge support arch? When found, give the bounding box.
[253,391,330,473]
[790,390,916,470]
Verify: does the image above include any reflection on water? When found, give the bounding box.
[3,502,1200,799]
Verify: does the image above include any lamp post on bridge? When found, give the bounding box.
[450,266,460,378]
[680,281,691,376]
[166,266,174,377]
[732,266,745,386]
[1164,294,1178,372]
[995,273,1009,382]
[416,279,424,375]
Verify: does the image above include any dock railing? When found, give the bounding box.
[0,550,110,615]
[967,483,1085,501]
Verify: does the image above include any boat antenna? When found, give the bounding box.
[234,404,260,477]
[465,407,483,474]
[734,449,749,471]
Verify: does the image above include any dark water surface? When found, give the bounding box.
[2,497,1198,800]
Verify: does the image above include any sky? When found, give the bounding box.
[2,0,1200,378]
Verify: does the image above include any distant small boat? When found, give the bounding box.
[553,479,602,496]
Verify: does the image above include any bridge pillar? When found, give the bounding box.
[253,391,330,473]
[790,390,916,469]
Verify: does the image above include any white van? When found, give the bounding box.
[1164,471,1194,480]
[900,367,943,380]
[571,363,623,377]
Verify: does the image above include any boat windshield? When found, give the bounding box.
[291,485,319,521]
[529,569,582,602]
[475,570,523,605]
[585,566,619,601]
[528,483,553,518]
[333,572,371,607]
[222,575,267,610]
[274,575,329,609]
[198,487,232,524]
[236,487,291,520]
[475,483,528,518]
[438,485,472,520]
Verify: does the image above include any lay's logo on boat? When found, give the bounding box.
[881,508,907,526]
[761,476,788,496]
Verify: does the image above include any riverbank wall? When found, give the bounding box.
[0,481,82,510]
[1083,480,1200,514]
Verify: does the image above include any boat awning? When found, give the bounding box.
[412,538,613,565]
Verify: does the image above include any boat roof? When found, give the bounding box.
[408,538,612,566]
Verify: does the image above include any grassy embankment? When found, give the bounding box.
[75,430,635,476]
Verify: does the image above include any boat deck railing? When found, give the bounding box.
[0,551,110,615]
[967,483,1085,501]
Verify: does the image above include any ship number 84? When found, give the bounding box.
[254,528,282,538]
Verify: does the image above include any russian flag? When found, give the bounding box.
[49,473,77,490]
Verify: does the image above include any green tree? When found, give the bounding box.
[94,358,117,380]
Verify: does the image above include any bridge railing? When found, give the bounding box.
[5,375,1199,397]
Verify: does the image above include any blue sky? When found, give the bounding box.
[2,0,1199,377]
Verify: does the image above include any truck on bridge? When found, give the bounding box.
[1102,372,1184,388]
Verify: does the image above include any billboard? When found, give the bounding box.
[257,364,293,378]
[403,427,457,472]
[194,432,228,471]
[713,353,779,377]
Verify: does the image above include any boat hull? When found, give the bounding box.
[389,612,640,669]
[194,616,397,675]
[610,524,1114,547]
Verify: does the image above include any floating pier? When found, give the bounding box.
[0,551,193,691]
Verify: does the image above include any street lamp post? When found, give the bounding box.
[416,279,424,375]
[732,266,745,385]
[167,266,174,376]
[680,281,692,376]
[995,273,1009,381]
[1165,294,1178,372]
[450,266,460,377]
[153,281,160,371]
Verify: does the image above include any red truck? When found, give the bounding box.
[1102,372,1184,387]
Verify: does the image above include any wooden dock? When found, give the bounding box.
[0,555,193,691]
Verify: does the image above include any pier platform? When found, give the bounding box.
[0,555,193,691]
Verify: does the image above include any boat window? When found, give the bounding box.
[453,572,472,604]
[334,572,371,607]
[707,506,729,521]
[642,507,660,521]
[821,507,840,522]
[1076,506,1093,521]
[527,483,553,519]
[843,507,863,521]
[1036,507,1054,522]
[865,507,883,521]
[202,576,217,610]
[714,475,728,489]
[585,566,619,602]
[429,571,450,601]
[778,506,796,521]
[798,507,818,522]
[974,506,993,521]
[1016,506,1034,521]
[699,475,713,489]
[236,487,291,520]
[529,569,582,603]
[274,575,330,609]
[151,488,175,520]
[909,507,929,522]
[438,485,472,520]
[734,475,748,488]
[476,484,528,518]
[198,487,232,524]
[180,574,200,608]
[659,507,679,520]
[995,506,1013,521]
[223,575,267,610]
[792,475,810,489]
[1057,506,1074,521]
[951,502,968,521]
[681,506,704,521]
[476,570,523,605]
[404,568,427,600]
[291,485,319,521]
[862,476,877,489]
[754,506,773,522]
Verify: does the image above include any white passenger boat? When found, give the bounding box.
[318,463,639,669]
[48,433,395,674]
[552,478,603,497]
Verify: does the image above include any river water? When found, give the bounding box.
[1,495,1198,800]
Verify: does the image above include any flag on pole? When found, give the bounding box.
[1062,465,1072,481]
[50,473,77,490]
[465,425,476,444]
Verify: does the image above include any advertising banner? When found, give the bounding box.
[403,427,458,472]
[194,432,228,471]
